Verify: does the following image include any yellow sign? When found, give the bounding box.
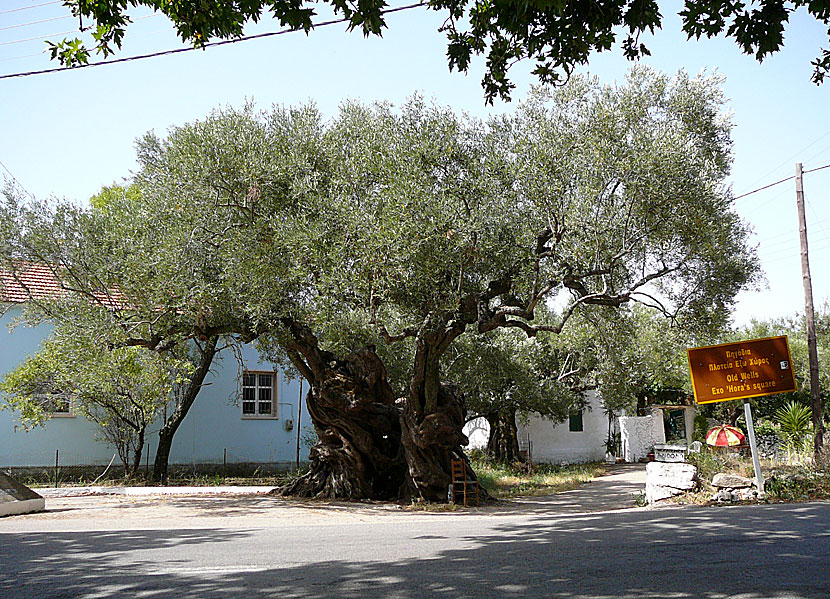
[687,336,797,404]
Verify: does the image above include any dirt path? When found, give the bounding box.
[3,464,648,530]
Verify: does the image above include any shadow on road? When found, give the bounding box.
[2,501,829,598]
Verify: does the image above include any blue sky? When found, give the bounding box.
[1,2,829,328]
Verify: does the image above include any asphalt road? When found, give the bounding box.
[2,498,830,598]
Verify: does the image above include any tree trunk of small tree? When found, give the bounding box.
[129,425,146,478]
[486,408,521,463]
[636,393,647,416]
[152,336,219,484]
[276,318,406,500]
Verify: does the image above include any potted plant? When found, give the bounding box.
[604,434,618,464]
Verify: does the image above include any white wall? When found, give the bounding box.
[619,408,667,463]
[463,417,489,450]
[517,391,608,464]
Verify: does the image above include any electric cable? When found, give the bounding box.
[0,2,426,80]
[732,161,830,201]
[0,2,61,16]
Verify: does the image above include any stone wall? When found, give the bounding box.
[645,462,698,503]
[619,409,665,462]
[756,433,783,458]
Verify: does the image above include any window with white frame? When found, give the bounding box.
[241,371,277,418]
[35,392,74,417]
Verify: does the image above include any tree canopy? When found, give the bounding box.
[52,0,830,102]
[1,68,761,499]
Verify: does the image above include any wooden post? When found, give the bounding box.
[795,163,824,458]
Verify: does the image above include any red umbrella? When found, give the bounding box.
[705,424,746,447]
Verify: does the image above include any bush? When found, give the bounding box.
[775,401,813,452]
[753,419,778,437]
[687,450,755,484]
[693,413,710,442]
[765,469,830,501]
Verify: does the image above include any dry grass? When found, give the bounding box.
[472,459,606,499]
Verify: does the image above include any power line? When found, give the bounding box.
[0,3,426,80]
[807,197,830,247]
[804,163,830,175]
[0,51,46,64]
[0,2,61,16]
[0,28,81,47]
[0,158,35,199]
[0,14,159,48]
[0,15,71,32]
[733,174,794,201]
[733,127,830,196]
[733,161,830,202]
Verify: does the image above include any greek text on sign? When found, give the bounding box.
[687,336,797,405]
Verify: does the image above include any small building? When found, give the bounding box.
[463,391,698,464]
[0,265,312,472]
[463,390,612,464]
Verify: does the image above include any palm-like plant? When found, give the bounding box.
[775,401,813,452]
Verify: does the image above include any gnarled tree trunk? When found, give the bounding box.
[399,381,472,501]
[398,316,483,502]
[277,319,406,500]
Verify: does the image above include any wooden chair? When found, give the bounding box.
[450,459,479,507]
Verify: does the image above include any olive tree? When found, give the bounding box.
[310,68,759,499]
[2,68,760,501]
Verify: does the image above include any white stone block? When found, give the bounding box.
[645,462,698,503]
[712,473,753,488]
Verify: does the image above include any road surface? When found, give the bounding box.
[1,492,829,598]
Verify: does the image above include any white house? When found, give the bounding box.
[463,391,611,463]
[463,391,697,464]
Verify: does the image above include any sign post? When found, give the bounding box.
[687,336,796,492]
[742,399,764,491]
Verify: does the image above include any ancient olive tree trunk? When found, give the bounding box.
[277,319,406,500]
[399,380,474,501]
[398,318,483,502]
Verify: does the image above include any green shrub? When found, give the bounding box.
[775,401,813,452]
[693,414,709,442]
[687,450,730,482]
[753,419,778,437]
[765,470,830,502]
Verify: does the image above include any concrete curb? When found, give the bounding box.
[0,497,46,517]
[37,485,278,498]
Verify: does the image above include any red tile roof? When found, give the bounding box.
[0,263,62,303]
[0,263,123,308]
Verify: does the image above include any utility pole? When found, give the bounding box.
[795,162,824,458]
